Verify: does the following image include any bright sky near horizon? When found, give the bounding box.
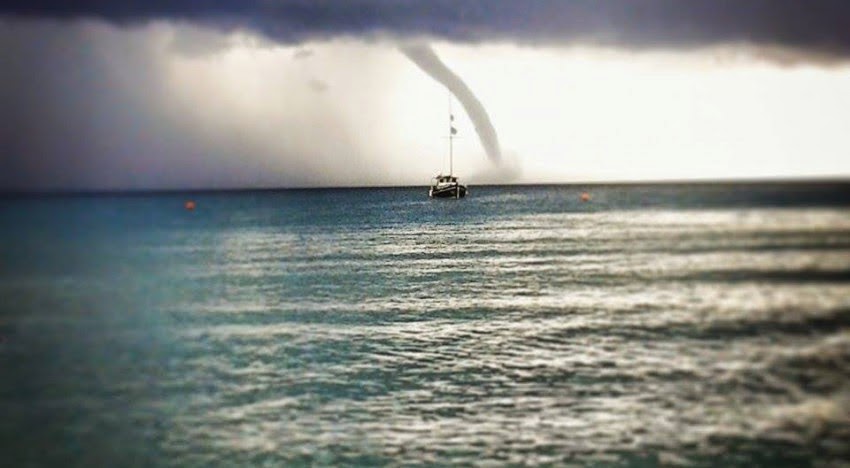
[2,2,850,190]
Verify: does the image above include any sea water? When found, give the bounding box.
[1,183,848,466]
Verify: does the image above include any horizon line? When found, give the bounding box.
[1,176,849,197]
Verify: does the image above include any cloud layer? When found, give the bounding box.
[3,2,850,190]
[2,1,850,59]
[0,21,423,190]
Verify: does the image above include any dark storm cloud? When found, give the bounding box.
[2,1,850,190]
[0,20,372,190]
[2,1,850,58]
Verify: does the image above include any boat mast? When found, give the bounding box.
[448,93,454,177]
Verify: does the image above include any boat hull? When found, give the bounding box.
[429,184,467,198]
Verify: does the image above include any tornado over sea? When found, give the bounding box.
[401,44,502,164]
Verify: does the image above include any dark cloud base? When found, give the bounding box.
[2,1,850,58]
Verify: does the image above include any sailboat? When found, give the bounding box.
[429,99,468,199]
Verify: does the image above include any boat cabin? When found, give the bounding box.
[434,175,458,185]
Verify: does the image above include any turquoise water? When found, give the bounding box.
[1,183,849,466]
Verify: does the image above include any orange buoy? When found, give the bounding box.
[580,192,591,202]
[184,200,196,211]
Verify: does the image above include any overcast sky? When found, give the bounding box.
[2,1,850,190]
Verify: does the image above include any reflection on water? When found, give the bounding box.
[1,184,849,465]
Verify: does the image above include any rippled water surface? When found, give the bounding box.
[1,183,849,466]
